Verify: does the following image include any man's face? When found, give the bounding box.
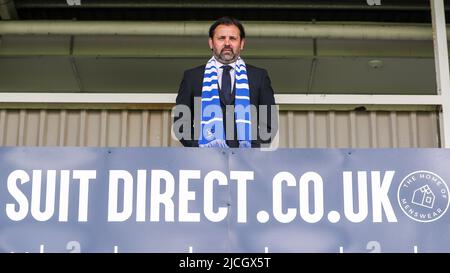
[208,24,245,64]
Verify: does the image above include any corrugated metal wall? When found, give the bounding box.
[0,109,439,148]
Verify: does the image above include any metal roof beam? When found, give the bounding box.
[13,0,441,11]
[0,21,440,40]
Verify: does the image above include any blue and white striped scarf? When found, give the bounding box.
[199,57,252,147]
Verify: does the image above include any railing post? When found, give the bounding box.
[431,0,450,147]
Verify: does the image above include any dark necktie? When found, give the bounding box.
[221,65,233,105]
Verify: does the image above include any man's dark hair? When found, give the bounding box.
[209,16,246,39]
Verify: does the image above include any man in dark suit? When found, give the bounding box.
[173,17,277,148]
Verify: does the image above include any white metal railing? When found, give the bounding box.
[0,93,441,106]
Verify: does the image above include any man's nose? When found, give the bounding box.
[224,38,230,45]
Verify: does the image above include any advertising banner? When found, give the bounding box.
[0,147,449,253]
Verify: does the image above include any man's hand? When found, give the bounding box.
[199,139,229,148]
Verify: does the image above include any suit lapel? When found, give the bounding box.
[193,65,205,98]
[247,66,258,106]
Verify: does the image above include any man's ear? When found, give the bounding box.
[240,38,246,50]
[208,38,213,50]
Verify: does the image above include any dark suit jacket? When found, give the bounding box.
[174,63,277,148]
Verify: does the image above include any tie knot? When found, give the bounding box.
[221,65,232,72]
